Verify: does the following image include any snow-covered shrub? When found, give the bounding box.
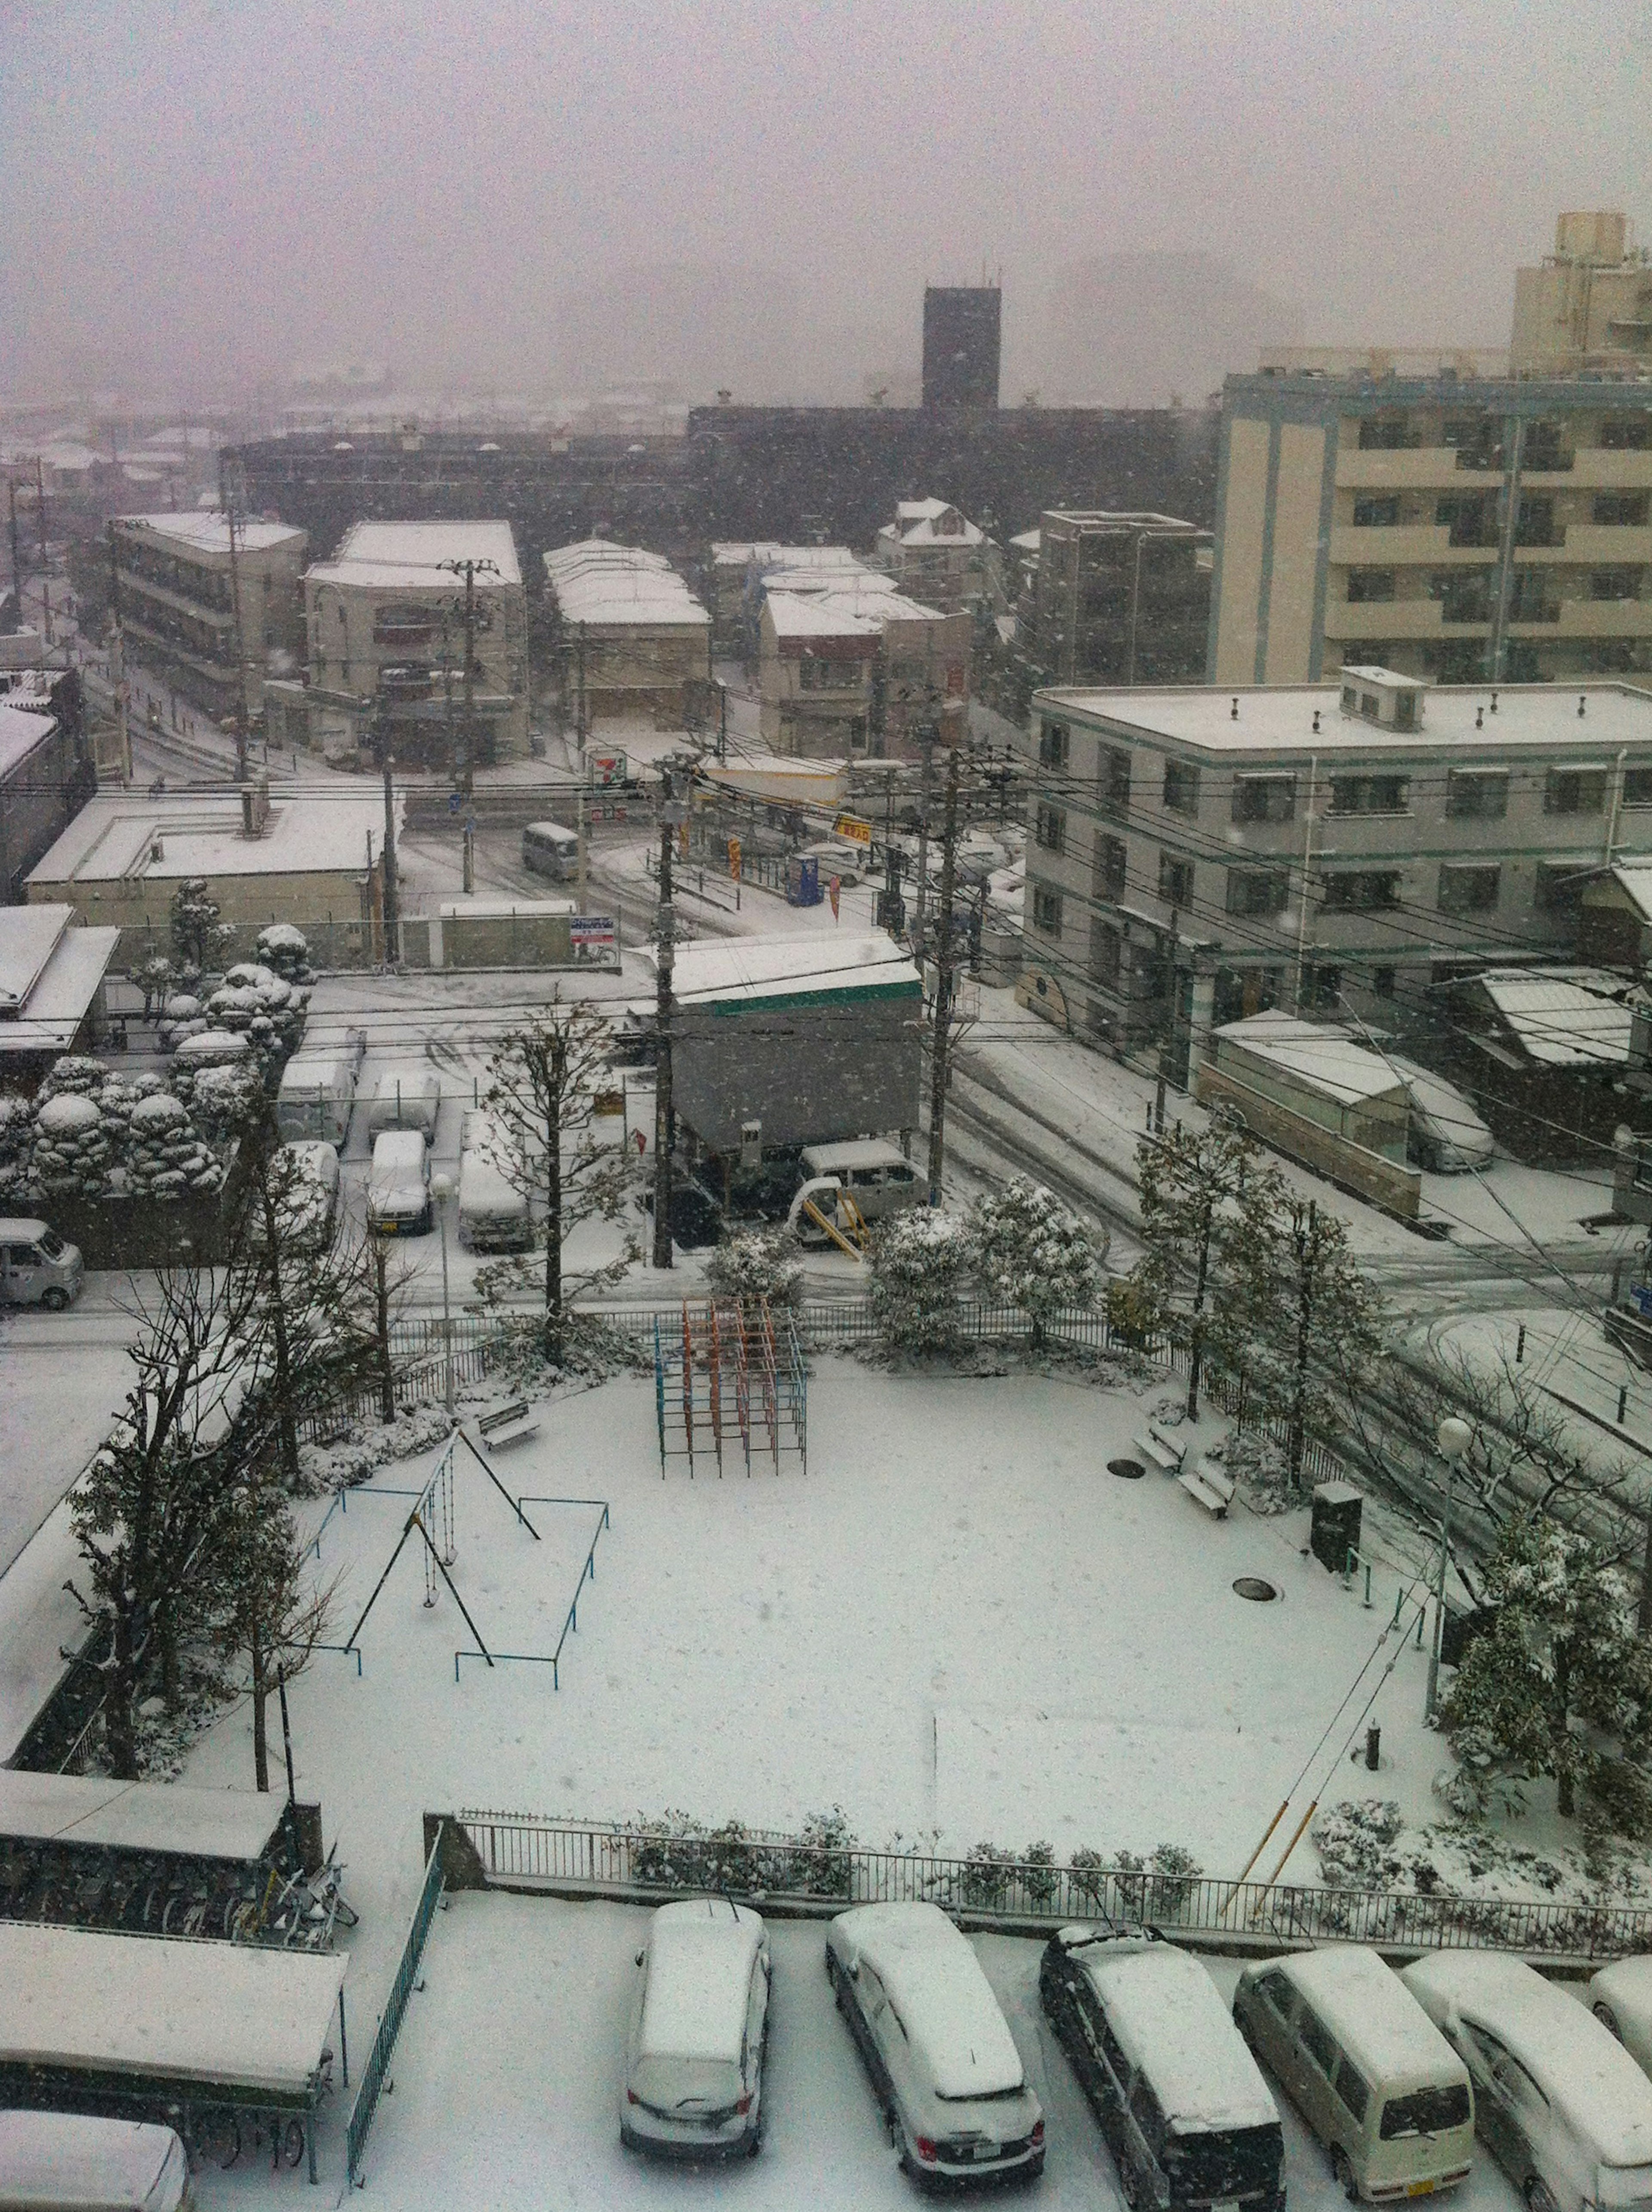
[972,1176,1098,1346]
[1226,1426,1294,1515]
[36,1055,108,1101]
[961,1842,1016,1908]
[1312,1800,1405,1889]
[168,877,231,981]
[256,923,313,985]
[299,1401,456,1491]
[126,1092,222,1202]
[1113,1843,1203,1920]
[203,965,308,1076]
[188,1058,267,1140]
[868,1206,974,1354]
[704,1226,804,1311]
[0,1093,34,1201]
[31,1092,116,1197]
[157,994,207,1052]
[127,952,177,1023]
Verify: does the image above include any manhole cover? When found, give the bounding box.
[1233,1576,1281,1603]
[1107,1457,1146,1481]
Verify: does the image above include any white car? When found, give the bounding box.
[826,1900,1045,2185]
[621,1900,771,2161]
[1590,1956,1652,2082]
[1388,1056,1496,1173]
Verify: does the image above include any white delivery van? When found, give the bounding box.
[620,1899,771,2160]
[0,2110,190,2210]
[1403,1950,1652,2212]
[457,1111,530,1253]
[276,1034,364,1148]
[364,1064,441,1144]
[522,821,579,881]
[790,1141,922,1245]
[367,1129,431,1235]
[1234,1946,1474,2201]
[0,1219,84,1310]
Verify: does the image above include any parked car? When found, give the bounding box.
[1387,1057,1496,1173]
[247,1141,340,1253]
[1590,1955,1652,2081]
[1403,1950,1652,2212]
[620,1899,771,2160]
[0,2109,190,2211]
[457,1110,530,1253]
[0,1218,83,1309]
[826,1900,1045,2185]
[364,1063,441,1144]
[367,1129,432,1236]
[788,1140,922,1246]
[1234,1945,1473,2201]
[276,1032,365,1147]
[1044,1927,1282,2212]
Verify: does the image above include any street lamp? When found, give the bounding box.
[1425,1415,1473,1724]
[430,1170,455,1417]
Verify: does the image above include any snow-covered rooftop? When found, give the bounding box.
[544,538,707,627]
[1213,1011,1408,1105]
[0,2113,184,2209]
[1042,679,1652,758]
[0,1769,283,1861]
[28,790,401,886]
[653,933,922,1007]
[765,584,949,640]
[0,696,59,780]
[835,1902,1024,2101]
[0,921,120,1054]
[1073,1937,1278,2133]
[1275,1947,1465,2091]
[437,896,575,919]
[881,498,984,548]
[0,903,72,1009]
[1476,966,1634,1066]
[1604,861,1652,926]
[639,1900,764,2063]
[114,510,305,556]
[309,518,521,591]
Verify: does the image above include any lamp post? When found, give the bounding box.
[430,1170,455,1416]
[1426,1415,1473,1724]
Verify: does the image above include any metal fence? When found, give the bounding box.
[345,1823,447,2187]
[454,1814,1652,1964]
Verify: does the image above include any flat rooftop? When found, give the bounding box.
[113,511,305,556]
[28,790,401,886]
[309,519,522,591]
[1037,679,1652,758]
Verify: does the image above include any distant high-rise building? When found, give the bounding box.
[922,287,1001,409]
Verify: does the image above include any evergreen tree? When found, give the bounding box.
[1132,1115,1259,1414]
[971,1176,1096,1349]
[705,1227,804,1313]
[168,877,232,981]
[868,1208,974,1354]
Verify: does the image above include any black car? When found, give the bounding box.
[638,1177,724,1249]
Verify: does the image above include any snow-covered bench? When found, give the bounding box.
[1177,1456,1236,1518]
[1133,1425,1186,1476]
[476,1401,539,1452]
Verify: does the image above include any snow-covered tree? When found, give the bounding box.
[31,1092,116,1198]
[1441,1511,1652,1830]
[705,1226,804,1312]
[255,922,313,986]
[971,1176,1097,1349]
[0,1093,34,1202]
[868,1207,974,1354]
[168,877,232,981]
[126,1092,222,1201]
[1132,1115,1260,1415]
[127,952,176,1023]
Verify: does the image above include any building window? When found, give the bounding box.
[1593,491,1650,526]
[1535,863,1585,916]
[1232,774,1295,824]
[1446,768,1509,819]
[1590,568,1642,602]
[1436,494,1497,547]
[1097,834,1128,900]
[1034,803,1066,854]
[1227,867,1289,917]
[1101,746,1131,820]
[1162,760,1199,816]
[1032,885,1063,936]
[1429,570,1494,624]
[1358,416,1413,451]
[1091,920,1122,989]
[1159,852,1195,907]
[1599,416,1652,451]
[1372,966,1396,999]
[1329,774,1410,815]
[1623,766,1652,807]
[1544,768,1607,815]
[1322,870,1401,911]
[1301,964,1342,1011]
[1353,497,1401,527]
[1438,864,1501,915]
[1513,495,1556,549]
[1039,720,1070,768]
[1347,570,1396,603]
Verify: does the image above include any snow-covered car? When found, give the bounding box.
[789,1141,922,1244]
[364,1064,441,1145]
[826,1900,1045,2185]
[457,1111,530,1253]
[0,1218,82,1310]
[1043,1926,1282,2212]
[1402,1951,1652,2212]
[1233,1945,1471,2202]
[620,1900,771,2161]
[1387,1057,1495,1173]
[0,2110,190,2211]
[1589,1956,1652,2083]
[367,1130,431,1236]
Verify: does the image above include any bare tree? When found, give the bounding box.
[213,1479,338,1794]
[1132,1115,1259,1417]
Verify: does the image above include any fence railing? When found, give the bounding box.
[345,1823,447,2187]
[453,1814,1652,1964]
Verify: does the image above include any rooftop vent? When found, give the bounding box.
[1338,665,1427,734]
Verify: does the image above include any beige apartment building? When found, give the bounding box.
[110,512,307,719]
[758,583,971,759]
[1512,213,1652,379]
[543,539,710,732]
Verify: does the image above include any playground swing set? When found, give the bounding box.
[654,1298,808,1478]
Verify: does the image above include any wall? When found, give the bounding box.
[1194,1061,1421,1218]
[672,990,922,1153]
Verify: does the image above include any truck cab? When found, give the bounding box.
[0,1219,84,1310]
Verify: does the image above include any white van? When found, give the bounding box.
[790,1141,922,1244]
[457,1111,530,1253]
[0,2110,190,2210]
[1403,1950,1652,2212]
[1388,1057,1496,1174]
[0,1219,84,1310]
[522,820,579,881]
[621,1900,771,2160]
[1235,1946,1474,2201]
[364,1064,441,1145]
[276,1038,364,1148]
[367,1129,431,1235]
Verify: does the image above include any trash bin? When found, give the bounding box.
[1310,1481,1363,1574]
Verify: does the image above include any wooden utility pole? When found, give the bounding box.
[222,481,252,782]
[652,774,678,1269]
[6,480,22,614]
[381,755,399,966]
[32,457,52,645]
[925,739,962,1206]
[438,556,500,795]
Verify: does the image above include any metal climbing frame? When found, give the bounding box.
[654,1300,806,1477]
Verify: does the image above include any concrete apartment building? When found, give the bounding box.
[109,512,307,719]
[1019,668,1652,1066]
[543,539,710,733]
[0,680,98,905]
[872,499,991,613]
[1027,512,1212,685]
[758,581,971,759]
[265,521,528,771]
[1512,212,1652,378]
[707,543,872,656]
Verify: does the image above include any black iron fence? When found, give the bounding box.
[454,1813,1652,1964]
[346,1823,446,2187]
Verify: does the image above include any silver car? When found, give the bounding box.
[620,1900,770,2160]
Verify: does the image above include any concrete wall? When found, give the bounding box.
[672,991,922,1154]
[1194,1061,1421,1219]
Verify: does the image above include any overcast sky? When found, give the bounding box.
[2,0,1647,404]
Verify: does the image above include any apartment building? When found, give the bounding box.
[1512,213,1652,379]
[543,538,710,732]
[707,543,867,648]
[265,521,528,770]
[758,582,971,759]
[872,499,992,613]
[109,512,307,718]
[1020,668,1652,1067]
[1026,511,1212,686]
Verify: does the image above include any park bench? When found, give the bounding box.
[1132,1425,1186,1476]
[476,1400,540,1452]
[1177,1456,1236,1518]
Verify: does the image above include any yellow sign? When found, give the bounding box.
[834,813,873,846]
[727,836,742,881]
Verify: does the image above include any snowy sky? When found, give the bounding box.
[1,0,1647,404]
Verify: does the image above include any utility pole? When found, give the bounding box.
[107,521,130,784]
[222,479,251,782]
[652,773,679,1269]
[1426,1418,1474,1723]
[7,481,22,617]
[438,557,500,796]
[926,738,962,1206]
[913,710,934,954]
[576,621,588,756]
[381,755,399,966]
[576,782,588,911]
[33,458,52,645]
[1154,908,1180,1134]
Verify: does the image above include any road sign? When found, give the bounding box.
[727,836,741,881]
[834,812,872,846]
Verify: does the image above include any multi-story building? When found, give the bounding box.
[0,676,98,904]
[758,582,971,759]
[1210,370,1652,689]
[922,285,1002,409]
[109,512,307,719]
[1026,511,1211,686]
[543,538,711,734]
[1512,213,1652,379]
[707,543,872,657]
[872,499,992,613]
[1020,668,1652,1066]
[265,521,528,770]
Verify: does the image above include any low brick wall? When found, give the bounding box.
[1194,1064,1422,1221]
